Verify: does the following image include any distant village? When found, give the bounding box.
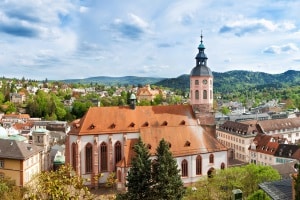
[1,38,300,199]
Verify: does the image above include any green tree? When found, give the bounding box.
[220,106,230,115]
[247,190,271,200]
[25,164,93,200]
[0,176,23,200]
[184,164,280,200]
[152,139,185,200]
[118,137,153,200]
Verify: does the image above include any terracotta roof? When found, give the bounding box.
[69,105,197,135]
[0,139,43,160]
[258,118,300,132]
[140,126,227,157]
[250,134,283,155]
[2,114,30,119]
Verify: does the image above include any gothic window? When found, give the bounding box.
[115,141,122,166]
[195,80,199,85]
[196,155,202,175]
[203,90,207,99]
[72,143,76,171]
[195,90,199,100]
[85,143,93,173]
[209,154,214,164]
[181,159,188,177]
[100,142,108,171]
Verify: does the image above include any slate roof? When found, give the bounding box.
[0,139,43,160]
[259,179,293,200]
[219,120,260,137]
[275,144,300,159]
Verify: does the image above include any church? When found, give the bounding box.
[65,36,228,189]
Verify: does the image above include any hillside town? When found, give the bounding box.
[0,38,300,199]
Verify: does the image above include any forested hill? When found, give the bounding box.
[61,76,165,86]
[154,70,300,93]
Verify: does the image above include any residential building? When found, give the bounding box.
[258,118,300,143]
[216,120,259,163]
[0,139,43,186]
[136,84,163,102]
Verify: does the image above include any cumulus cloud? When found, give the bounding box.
[263,43,299,54]
[110,13,149,40]
[219,18,296,36]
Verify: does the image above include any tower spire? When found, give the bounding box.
[200,31,203,44]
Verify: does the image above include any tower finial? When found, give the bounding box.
[200,31,203,44]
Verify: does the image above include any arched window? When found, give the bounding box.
[221,162,225,170]
[195,90,199,100]
[72,143,77,171]
[100,142,108,171]
[85,143,93,173]
[195,80,199,85]
[117,170,122,182]
[181,159,188,177]
[209,154,214,164]
[196,155,202,175]
[203,90,207,99]
[115,141,122,166]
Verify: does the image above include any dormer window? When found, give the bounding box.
[162,121,168,126]
[89,124,95,129]
[129,122,135,127]
[143,122,149,127]
[110,123,116,129]
[184,141,191,147]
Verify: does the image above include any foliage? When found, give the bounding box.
[118,138,184,200]
[25,164,94,200]
[246,190,271,200]
[118,137,153,200]
[293,164,300,200]
[105,172,117,188]
[152,139,185,200]
[184,164,280,200]
[0,176,23,200]
[220,106,230,115]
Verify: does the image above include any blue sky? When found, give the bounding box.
[1,0,300,80]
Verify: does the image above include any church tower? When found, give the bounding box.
[190,34,214,125]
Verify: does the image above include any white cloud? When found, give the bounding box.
[263,43,299,54]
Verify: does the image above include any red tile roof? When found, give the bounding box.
[69,105,197,135]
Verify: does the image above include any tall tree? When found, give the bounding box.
[25,165,93,200]
[152,138,185,200]
[117,137,153,200]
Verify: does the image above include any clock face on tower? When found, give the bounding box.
[203,79,208,84]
